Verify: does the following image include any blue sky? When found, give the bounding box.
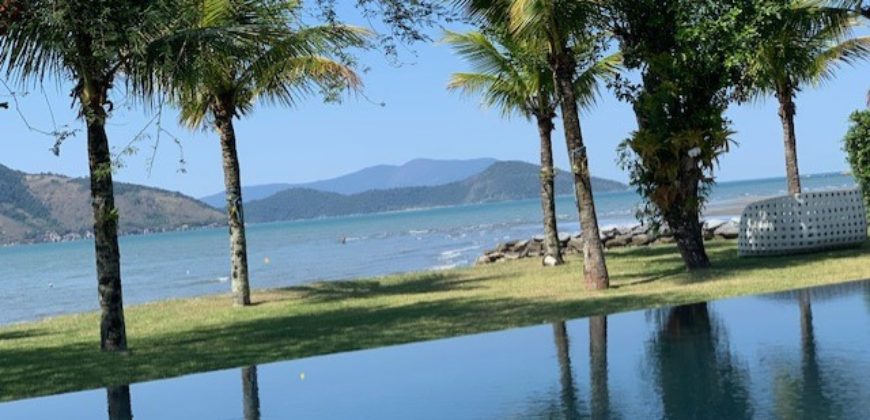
[0,6,867,198]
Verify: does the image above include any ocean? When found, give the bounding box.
[0,173,857,325]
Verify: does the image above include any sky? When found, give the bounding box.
[0,5,868,199]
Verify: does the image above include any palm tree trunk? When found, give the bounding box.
[537,114,563,266]
[777,85,801,195]
[84,89,127,352]
[552,53,609,289]
[214,100,251,307]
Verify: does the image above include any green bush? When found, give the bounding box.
[844,110,870,217]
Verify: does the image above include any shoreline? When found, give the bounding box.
[1,239,869,402]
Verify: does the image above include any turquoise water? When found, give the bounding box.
[0,173,856,325]
[2,280,869,419]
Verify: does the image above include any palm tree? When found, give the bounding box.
[445,29,619,267]
[461,0,613,289]
[1,0,167,352]
[1,0,262,350]
[750,1,870,194]
[169,0,367,306]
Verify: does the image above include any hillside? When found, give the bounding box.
[245,161,627,223]
[0,164,224,245]
[199,158,497,207]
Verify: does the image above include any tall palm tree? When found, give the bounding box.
[445,29,619,266]
[0,0,170,351]
[461,0,613,289]
[169,0,367,306]
[1,0,264,350]
[751,1,870,194]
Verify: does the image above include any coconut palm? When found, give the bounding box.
[445,28,619,266]
[750,1,870,194]
[0,0,263,350]
[461,0,613,289]
[169,0,367,306]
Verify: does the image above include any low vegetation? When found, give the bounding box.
[2,239,869,401]
[845,109,870,215]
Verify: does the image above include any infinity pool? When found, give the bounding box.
[2,280,869,419]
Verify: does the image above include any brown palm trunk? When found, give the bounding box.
[242,366,261,420]
[589,316,610,420]
[552,53,609,289]
[777,85,801,195]
[84,85,127,352]
[106,385,133,420]
[537,114,564,265]
[214,99,251,307]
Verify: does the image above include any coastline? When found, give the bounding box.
[2,239,869,402]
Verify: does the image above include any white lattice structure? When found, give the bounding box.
[738,189,867,257]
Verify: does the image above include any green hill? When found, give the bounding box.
[246,161,627,223]
[0,164,224,245]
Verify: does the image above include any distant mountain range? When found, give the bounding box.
[0,158,627,244]
[199,158,498,207]
[0,164,223,245]
[244,161,628,223]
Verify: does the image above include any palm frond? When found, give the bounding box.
[573,51,622,110]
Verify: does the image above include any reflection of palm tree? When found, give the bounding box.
[588,316,610,420]
[864,282,870,315]
[773,291,838,419]
[648,304,752,420]
[106,385,132,420]
[553,322,580,419]
[242,366,261,420]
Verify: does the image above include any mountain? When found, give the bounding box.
[199,158,498,207]
[200,183,293,208]
[245,161,628,223]
[0,164,224,245]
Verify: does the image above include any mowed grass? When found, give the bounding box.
[2,239,870,401]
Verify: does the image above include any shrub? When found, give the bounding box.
[844,109,870,217]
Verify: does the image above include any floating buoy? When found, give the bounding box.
[264,256,271,265]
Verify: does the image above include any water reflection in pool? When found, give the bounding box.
[3,280,869,419]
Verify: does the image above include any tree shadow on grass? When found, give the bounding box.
[0,291,678,402]
[610,240,870,288]
[0,329,49,342]
[272,272,495,304]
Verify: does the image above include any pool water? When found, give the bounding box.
[2,280,869,419]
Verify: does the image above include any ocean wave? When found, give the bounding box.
[429,263,459,271]
[439,245,481,261]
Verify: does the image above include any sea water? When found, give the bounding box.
[0,173,856,324]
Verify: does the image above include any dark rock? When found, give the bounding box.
[714,221,739,239]
[606,235,631,248]
[567,236,584,253]
[631,234,653,246]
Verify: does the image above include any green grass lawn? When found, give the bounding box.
[2,239,870,401]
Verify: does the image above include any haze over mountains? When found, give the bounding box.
[0,164,223,245]
[244,161,628,223]
[200,158,498,207]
